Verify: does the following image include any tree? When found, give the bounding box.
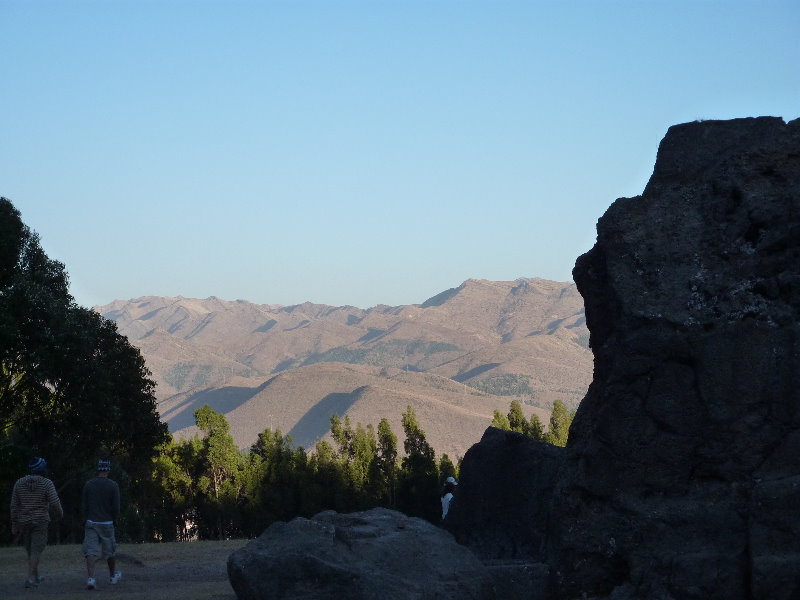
[349,422,376,495]
[544,400,575,447]
[438,454,457,482]
[194,404,239,502]
[397,405,439,522]
[246,428,306,534]
[372,418,399,507]
[308,439,348,513]
[328,414,377,508]
[507,399,528,435]
[0,199,73,437]
[490,400,551,444]
[140,438,199,541]
[193,405,241,539]
[491,409,510,430]
[528,413,545,441]
[401,405,435,461]
[330,414,352,458]
[0,197,168,542]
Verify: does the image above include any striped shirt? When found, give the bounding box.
[10,475,64,525]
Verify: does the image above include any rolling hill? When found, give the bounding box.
[97,277,592,459]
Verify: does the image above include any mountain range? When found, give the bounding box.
[97,277,592,460]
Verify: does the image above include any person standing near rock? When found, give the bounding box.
[441,476,458,520]
[9,457,64,589]
[82,459,122,590]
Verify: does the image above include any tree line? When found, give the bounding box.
[1,196,575,544]
[491,398,575,446]
[138,403,458,540]
[135,396,572,542]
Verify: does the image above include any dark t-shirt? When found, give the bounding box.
[82,476,120,523]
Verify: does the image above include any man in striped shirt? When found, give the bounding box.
[9,457,64,589]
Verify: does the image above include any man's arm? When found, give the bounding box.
[112,481,121,522]
[81,481,89,521]
[10,482,20,535]
[47,479,64,520]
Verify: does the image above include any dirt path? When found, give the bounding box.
[0,540,247,600]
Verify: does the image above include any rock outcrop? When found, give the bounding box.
[227,507,496,600]
[228,117,800,600]
[553,116,800,598]
[444,427,563,563]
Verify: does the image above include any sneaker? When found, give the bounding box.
[87,577,96,590]
[110,571,122,585]
[24,579,38,588]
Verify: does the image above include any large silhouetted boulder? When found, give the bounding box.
[227,507,496,600]
[552,116,800,599]
[444,426,563,562]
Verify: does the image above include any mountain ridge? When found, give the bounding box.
[98,277,592,458]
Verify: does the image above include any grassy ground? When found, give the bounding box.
[0,539,247,599]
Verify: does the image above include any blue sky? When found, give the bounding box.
[2,1,798,310]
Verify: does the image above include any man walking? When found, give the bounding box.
[9,457,64,589]
[82,459,122,590]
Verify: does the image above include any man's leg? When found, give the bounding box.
[28,553,41,580]
[85,554,98,589]
[25,524,48,586]
[86,554,97,578]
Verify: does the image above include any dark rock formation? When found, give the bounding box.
[443,427,562,600]
[553,116,800,598]
[227,507,496,600]
[444,427,563,563]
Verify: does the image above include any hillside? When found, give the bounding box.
[98,277,592,458]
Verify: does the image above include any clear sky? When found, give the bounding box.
[2,1,798,310]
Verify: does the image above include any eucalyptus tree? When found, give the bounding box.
[438,453,457,483]
[193,404,242,538]
[248,427,309,533]
[491,409,511,430]
[397,405,439,522]
[329,414,378,508]
[544,399,575,447]
[507,399,529,435]
[528,413,545,441]
[371,417,399,507]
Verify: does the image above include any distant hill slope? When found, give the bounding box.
[98,277,592,458]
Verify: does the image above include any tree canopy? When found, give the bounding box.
[491,398,575,446]
[0,197,168,542]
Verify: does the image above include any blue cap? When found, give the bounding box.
[29,457,46,474]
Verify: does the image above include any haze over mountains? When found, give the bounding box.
[98,278,592,460]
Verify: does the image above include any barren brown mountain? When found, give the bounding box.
[98,277,591,459]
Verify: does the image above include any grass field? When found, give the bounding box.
[0,539,248,599]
